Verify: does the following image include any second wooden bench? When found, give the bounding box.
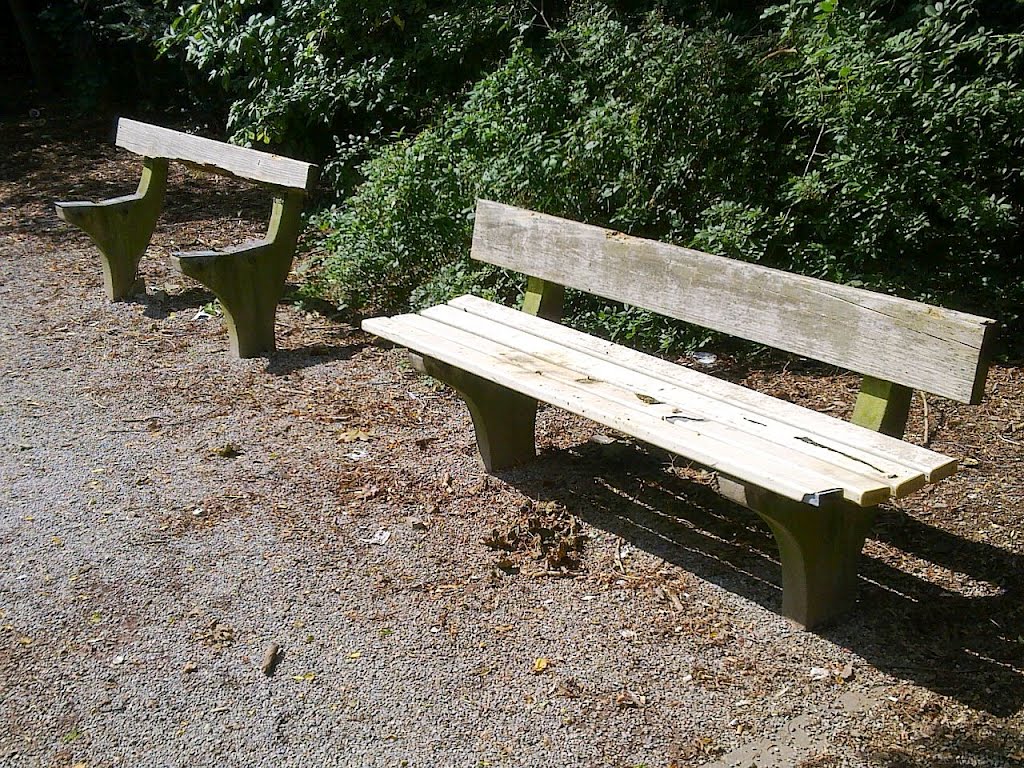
[55,118,318,357]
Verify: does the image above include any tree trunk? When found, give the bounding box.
[7,0,52,95]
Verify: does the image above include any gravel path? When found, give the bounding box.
[1,113,1022,767]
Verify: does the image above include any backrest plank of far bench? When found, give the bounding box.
[116,118,317,192]
[471,200,997,404]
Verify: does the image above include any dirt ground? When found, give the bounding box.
[1,110,1022,767]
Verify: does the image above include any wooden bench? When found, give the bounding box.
[363,200,998,629]
[54,118,319,358]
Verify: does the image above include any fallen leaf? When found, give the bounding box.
[338,429,373,443]
[615,689,645,708]
[808,666,830,681]
[533,657,550,674]
[212,442,242,458]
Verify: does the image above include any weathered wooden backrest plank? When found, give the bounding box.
[471,200,997,403]
[116,118,317,192]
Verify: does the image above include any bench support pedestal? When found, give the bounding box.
[54,157,168,300]
[172,191,303,358]
[410,353,537,471]
[852,376,912,438]
[719,477,877,629]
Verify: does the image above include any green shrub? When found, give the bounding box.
[305,7,776,350]
[306,0,1024,352]
[159,1,538,182]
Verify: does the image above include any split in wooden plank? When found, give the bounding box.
[447,295,957,482]
[419,302,929,498]
[364,313,893,506]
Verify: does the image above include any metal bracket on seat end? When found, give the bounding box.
[800,488,844,507]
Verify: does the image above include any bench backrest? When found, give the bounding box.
[471,200,996,404]
[116,118,318,193]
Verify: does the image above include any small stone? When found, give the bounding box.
[262,643,281,677]
[183,660,199,673]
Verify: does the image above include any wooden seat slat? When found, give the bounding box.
[448,295,957,482]
[420,302,930,498]
[365,313,898,506]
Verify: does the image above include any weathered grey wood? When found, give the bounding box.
[362,313,903,506]
[448,295,957,482]
[471,201,997,404]
[116,118,318,192]
[420,302,937,499]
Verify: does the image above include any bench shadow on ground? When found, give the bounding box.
[137,286,216,319]
[501,441,1024,718]
[264,339,370,375]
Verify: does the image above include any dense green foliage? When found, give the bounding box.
[29,0,1024,353]
[305,0,1024,351]
[305,9,775,348]
[158,1,539,184]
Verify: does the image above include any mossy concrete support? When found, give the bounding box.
[410,353,538,471]
[54,157,168,300]
[851,375,912,438]
[412,276,566,471]
[172,190,304,358]
[522,276,565,322]
[718,476,878,629]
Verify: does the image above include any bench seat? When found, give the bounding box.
[365,295,955,508]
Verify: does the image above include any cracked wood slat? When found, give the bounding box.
[363,313,894,506]
[116,118,318,192]
[470,201,997,403]
[447,295,956,482]
[420,303,929,498]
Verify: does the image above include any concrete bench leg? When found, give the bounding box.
[409,353,537,471]
[54,157,168,300]
[172,191,303,358]
[718,477,878,629]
